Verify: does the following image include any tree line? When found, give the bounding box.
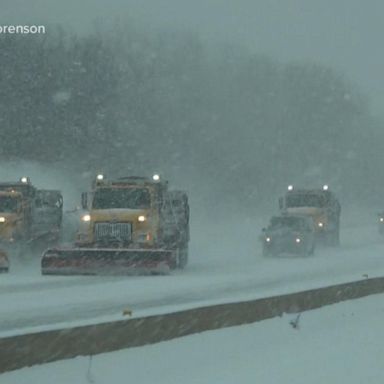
[0,24,382,212]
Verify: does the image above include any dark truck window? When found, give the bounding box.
[286,194,325,208]
[35,192,63,208]
[0,196,19,213]
[92,188,151,209]
[270,216,305,231]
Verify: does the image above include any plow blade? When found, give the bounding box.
[41,247,174,276]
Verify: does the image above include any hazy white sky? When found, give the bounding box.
[2,0,384,111]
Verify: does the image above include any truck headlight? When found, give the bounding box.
[265,237,271,243]
[0,217,5,223]
[138,215,146,222]
[295,238,301,243]
[318,222,324,228]
[82,214,91,222]
[380,217,384,223]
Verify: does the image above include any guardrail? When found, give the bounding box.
[1,276,384,373]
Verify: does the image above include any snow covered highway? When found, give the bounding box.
[1,217,384,336]
[4,1,384,380]
[2,290,384,384]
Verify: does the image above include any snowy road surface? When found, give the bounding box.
[0,216,383,335]
[2,292,384,383]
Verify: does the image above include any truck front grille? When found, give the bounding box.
[94,222,132,242]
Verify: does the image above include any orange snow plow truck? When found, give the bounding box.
[0,177,63,273]
[41,174,190,275]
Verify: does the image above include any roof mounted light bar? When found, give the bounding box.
[20,177,30,184]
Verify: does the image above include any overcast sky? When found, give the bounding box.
[3,0,384,112]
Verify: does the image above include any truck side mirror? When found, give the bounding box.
[81,192,88,210]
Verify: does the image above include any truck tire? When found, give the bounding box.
[262,246,272,257]
[178,245,188,269]
[329,229,340,247]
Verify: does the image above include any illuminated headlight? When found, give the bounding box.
[0,217,5,223]
[152,174,160,181]
[323,184,329,191]
[96,174,104,181]
[288,185,293,191]
[20,177,29,184]
[318,222,324,228]
[380,217,384,223]
[265,237,271,243]
[295,238,301,243]
[82,214,91,222]
[138,215,146,222]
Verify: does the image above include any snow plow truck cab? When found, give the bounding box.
[279,185,341,246]
[0,178,63,244]
[0,188,29,244]
[261,214,316,257]
[0,178,63,272]
[33,190,63,240]
[41,174,190,275]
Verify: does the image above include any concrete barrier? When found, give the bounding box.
[1,276,384,373]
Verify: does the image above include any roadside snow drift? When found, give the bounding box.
[2,293,384,384]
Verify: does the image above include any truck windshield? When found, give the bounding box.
[35,192,63,209]
[92,188,151,209]
[286,194,325,208]
[270,216,305,231]
[0,196,19,213]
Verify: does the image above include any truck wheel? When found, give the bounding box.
[169,252,178,270]
[262,246,272,257]
[329,229,340,247]
[309,243,315,255]
[178,245,188,269]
